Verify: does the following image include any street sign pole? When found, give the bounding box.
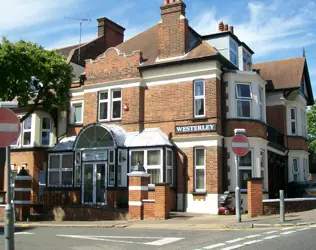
[4,146,14,250]
[235,154,241,223]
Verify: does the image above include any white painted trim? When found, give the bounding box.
[267,145,286,156]
[15,176,32,181]
[14,188,31,192]
[175,139,220,148]
[263,197,316,203]
[0,123,19,132]
[156,53,189,62]
[128,201,142,206]
[14,200,31,204]
[142,199,155,203]
[127,172,150,177]
[232,142,249,148]
[128,186,148,191]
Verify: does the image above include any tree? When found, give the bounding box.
[307,102,316,152]
[0,37,73,122]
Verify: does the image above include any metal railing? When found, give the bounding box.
[267,125,285,147]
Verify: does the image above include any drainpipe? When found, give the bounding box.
[220,67,227,192]
[168,137,188,212]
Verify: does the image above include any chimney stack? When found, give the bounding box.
[229,26,234,34]
[224,24,229,31]
[219,21,224,32]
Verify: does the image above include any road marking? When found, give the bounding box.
[280,231,296,235]
[144,237,184,246]
[263,235,280,240]
[297,228,310,231]
[310,225,316,228]
[263,230,278,234]
[203,243,226,249]
[14,232,34,235]
[243,239,263,245]
[281,227,292,231]
[226,238,245,243]
[245,234,261,238]
[221,244,244,250]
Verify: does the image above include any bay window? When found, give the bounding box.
[239,150,252,190]
[292,158,299,181]
[290,108,296,135]
[236,83,252,118]
[230,39,238,66]
[48,153,73,186]
[41,117,51,146]
[23,116,32,146]
[258,87,264,121]
[303,158,308,181]
[194,80,205,118]
[166,149,173,186]
[194,148,205,192]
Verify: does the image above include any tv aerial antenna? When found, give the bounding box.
[64,16,91,63]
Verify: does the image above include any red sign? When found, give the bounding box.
[231,134,249,157]
[0,108,21,147]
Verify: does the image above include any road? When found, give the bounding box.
[0,224,315,250]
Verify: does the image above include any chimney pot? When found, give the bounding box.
[164,0,169,4]
[219,21,224,32]
[224,24,229,31]
[170,0,175,3]
[229,26,234,34]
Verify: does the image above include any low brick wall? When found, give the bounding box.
[0,205,5,220]
[263,198,316,215]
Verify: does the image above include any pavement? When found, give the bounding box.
[10,208,316,230]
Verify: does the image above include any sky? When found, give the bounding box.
[1,0,316,97]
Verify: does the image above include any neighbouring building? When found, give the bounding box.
[2,0,314,214]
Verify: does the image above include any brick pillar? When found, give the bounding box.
[127,172,150,220]
[247,178,263,218]
[155,183,170,219]
[14,174,32,221]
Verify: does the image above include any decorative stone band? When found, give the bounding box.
[142,199,155,203]
[128,186,148,191]
[14,200,31,205]
[127,172,150,177]
[14,188,32,192]
[128,201,142,206]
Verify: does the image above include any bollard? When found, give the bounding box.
[280,190,285,223]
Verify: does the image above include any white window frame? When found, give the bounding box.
[194,80,205,118]
[258,87,264,121]
[70,100,84,125]
[260,150,266,190]
[236,83,252,119]
[194,147,206,192]
[290,108,297,135]
[302,110,307,138]
[239,149,253,191]
[166,148,173,187]
[48,153,73,187]
[108,149,115,187]
[22,115,33,147]
[74,151,81,187]
[303,158,309,181]
[117,149,127,187]
[11,115,22,147]
[111,89,122,120]
[98,91,110,122]
[242,49,252,71]
[41,117,51,146]
[292,158,300,182]
[229,39,238,66]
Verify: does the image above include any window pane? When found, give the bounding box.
[194,81,204,96]
[100,92,108,100]
[42,117,50,129]
[99,102,108,120]
[23,132,31,145]
[237,84,251,98]
[62,154,73,169]
[230,51,237,65]
[75,165,81,186]
[167,150,173,166]
[109,150,114,163]
[74,105,82,123]
[293,159,298,172]
[237,100,251,117]
[260,151,265,169]
[24,116,32,129]
[117,165,122,186]
[147,169,161,184]
[239,151,252,166]
[239,170,252,189]
[50,155,60,169]
[113,90,121,98]
[230,40,237,52]
[49,172,59,186]
[291,122,296,134]
[39,171,46,185]
[293,174,299,182]
[167,169,172,185]
[147,150,161,165]
[258,88,263,103]
[195,99,204,116]
[195,149,205,166]
[131,151,144,166]
[291,109,296,119]
[62,171,72,185]
[109,165,115,186]
[196,169,205,190]
[42,131,50,145]
[259,104,263,120]
[112,100,121,118]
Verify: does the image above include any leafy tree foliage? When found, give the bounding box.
[0,38,73,122]
[307,102,316,152]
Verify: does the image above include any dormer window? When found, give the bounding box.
[243,50,252,71]
[229,39,238,66]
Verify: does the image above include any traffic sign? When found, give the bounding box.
[0,108,21,147]
[231,134,249,156]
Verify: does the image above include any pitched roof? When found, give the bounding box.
[55,44,84,58]
[253,57,306,90]
[116,25,219,67]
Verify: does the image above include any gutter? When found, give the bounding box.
[168,137,188,212]
[220,67,227,192]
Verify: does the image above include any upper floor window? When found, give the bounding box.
[236,83,252,118]
[98,90,122,121]
[70,101,83,124]
[302,110,307,138]
[243,50,252,71]
[194,80,205,118]
[41,117,51,146]
[290,108,297,135]
[258,87,264,121]
[194,148,206,192]
[23,116,32,146]
[229,39,238,66]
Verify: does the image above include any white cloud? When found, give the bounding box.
[46,32,96,50]
[191,0,316,59]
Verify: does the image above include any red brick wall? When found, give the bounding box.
[287,136,308,151]
[143,201,155,219]
[267,106,286,134]
[225,120,267,138]
[248,178,263,218]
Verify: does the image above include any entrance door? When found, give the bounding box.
[82,163,107,205]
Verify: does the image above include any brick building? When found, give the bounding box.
[2,0,314,214]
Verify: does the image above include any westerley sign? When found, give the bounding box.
[175,124,217,134]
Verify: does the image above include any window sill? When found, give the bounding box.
[98,119,122,123]
[192,191,207,195]
[192,117,207,122]
[69,123,83,127]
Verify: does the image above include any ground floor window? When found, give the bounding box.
[194,148,205,192]
[166,149,173,186]
[239,150,252,190]
[48,153,73,186]
[292,158,300,181]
